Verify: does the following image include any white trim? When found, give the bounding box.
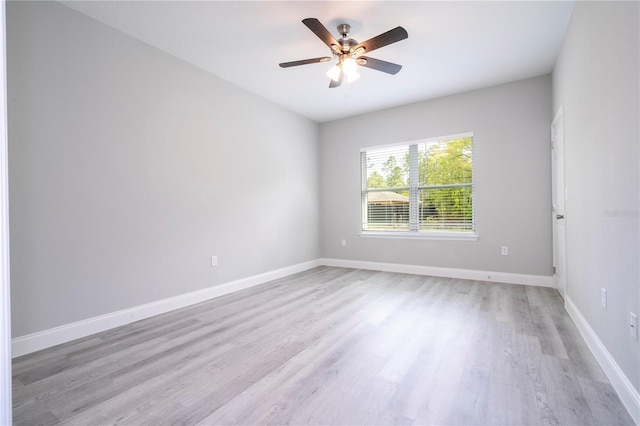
[360,131,474,152]
[551,103,568,299]
[552,103,564,131]
[12,259,321,358]
[320,258,553,287]
[565,296,640,425]
[0,0,12,423]
[360,231,479,241]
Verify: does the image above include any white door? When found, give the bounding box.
[551,106,567,299]
[0,3,12,423]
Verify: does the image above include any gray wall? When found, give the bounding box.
[552,1,639,391]
[320,75,553,276]
[7,1,320,337]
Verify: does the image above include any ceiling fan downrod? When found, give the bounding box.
[335,24,358,54]
[337,24,350,38]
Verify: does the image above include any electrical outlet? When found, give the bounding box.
[341,239,347,247]
[501,246,509,256]
[211,255,218,267]
[630,313,638,340]
[601,288,607,309]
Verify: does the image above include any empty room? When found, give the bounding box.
[1,0,638,425]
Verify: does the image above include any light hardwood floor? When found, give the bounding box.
[12,267,634,425]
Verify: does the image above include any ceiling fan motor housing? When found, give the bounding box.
[337,24,350,36]
[336,24,358,53]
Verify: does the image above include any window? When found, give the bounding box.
[361,133,474,238]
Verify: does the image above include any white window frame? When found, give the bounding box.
[360,132,478,241]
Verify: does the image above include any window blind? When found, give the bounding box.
[361,134,474,234]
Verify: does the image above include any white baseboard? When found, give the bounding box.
[565,296,640,425]
[11,258,553,358]
[12,259,321,358]
[320,258,554,287]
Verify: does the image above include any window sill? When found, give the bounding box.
[359,231,479,241]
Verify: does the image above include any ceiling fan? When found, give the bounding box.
[279,18,408,88]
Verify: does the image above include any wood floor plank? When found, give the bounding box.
[12,267,635,425]
[444,311,495,425]
[537,353,599,425]
[578,376,636,425]
[529,305,570,359]
[551,313,610,383]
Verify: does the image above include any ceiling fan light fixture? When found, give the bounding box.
[326,64,342,82]
[346,71,360,84]
[342,57,358,75]
[342,57,359,84]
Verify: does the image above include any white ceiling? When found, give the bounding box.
[60,1,574,123]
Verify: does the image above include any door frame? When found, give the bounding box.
[0,0,11,423]
[551,105,567,299]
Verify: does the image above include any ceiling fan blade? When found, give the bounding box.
[358,57,403,75]
[302,18,341,52]
[352,26,408,54]
[279,57,332,68]
[329,70,343,88]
